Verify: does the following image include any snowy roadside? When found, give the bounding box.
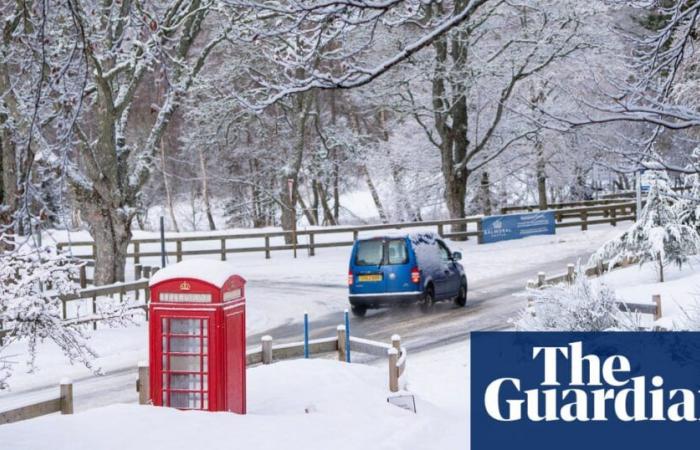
[0,341,471,450]
[598,255,700,329]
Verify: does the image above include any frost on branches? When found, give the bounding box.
[514,266,632,332]
[0,240,97,389]
[590,173,700,282]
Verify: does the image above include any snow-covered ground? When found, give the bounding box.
[0,349,470,450]
[0,224,622,402]
[598,255,700,329]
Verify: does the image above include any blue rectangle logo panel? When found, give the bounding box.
[471,332,700,450]
[481,212,555,244]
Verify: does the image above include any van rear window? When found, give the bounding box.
[355,240,384,266]
[355,239,408,266]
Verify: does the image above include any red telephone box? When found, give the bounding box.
[148,259,246,414]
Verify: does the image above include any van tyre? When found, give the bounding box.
[351,304,367,317]
[420,286,435,313]
[454,279,467,307]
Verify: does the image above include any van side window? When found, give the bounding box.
[387,239,408,265]
[437,241,451,263]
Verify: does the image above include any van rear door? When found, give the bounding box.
[383,238,415,293]
[351,239,387,294]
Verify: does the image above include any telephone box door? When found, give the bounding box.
[155,310,215,410]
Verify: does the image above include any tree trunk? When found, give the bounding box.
[161,141,180,232]
[444,168,469,238]
[536,142,548,210]
[363,165,388,223]
[478,171,492,216]
[84,204,131,284]
[197,146,216,231]
[317,182,337,226]
[658,252,664,283]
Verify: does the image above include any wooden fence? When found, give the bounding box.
[0,380,73,425]
[136,327,408,404]
[500,197,631,215]
[526,263,663,324]
[57,202,637,274]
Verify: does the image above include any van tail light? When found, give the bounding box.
[348,271,354,286]
[411,267,420,284]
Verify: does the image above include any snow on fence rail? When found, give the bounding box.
[136,329,408,407]
[57,202,637,275]
[526,262,663,324]
[0,380,73,425]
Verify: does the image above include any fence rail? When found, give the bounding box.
[0,380,73,425]
[57,202,638,278]
[137,329,408,407]
[527,262,663,325]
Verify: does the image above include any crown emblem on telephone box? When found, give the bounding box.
[180,281,191,291]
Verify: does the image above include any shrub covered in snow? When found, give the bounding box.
[590,174,700,282]
[0,239,98,388]
[514,266,635,331]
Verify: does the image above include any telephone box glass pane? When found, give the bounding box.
[161,317,210,410]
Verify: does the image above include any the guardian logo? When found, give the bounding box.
[484,341,698,422]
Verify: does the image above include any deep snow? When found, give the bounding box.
[0,357,468,450]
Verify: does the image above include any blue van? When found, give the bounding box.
[347,232,467,317]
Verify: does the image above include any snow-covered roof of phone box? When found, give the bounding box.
[149,259,240,287]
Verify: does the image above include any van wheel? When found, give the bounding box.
[420,286,435,313]
[351,305,367,318]
[454,280,467,307]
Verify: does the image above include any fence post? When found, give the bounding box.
[653,294,662,322]
[537,272,545,287]
[262,335,273,365]
[337,325,346,361]
[92,294,97,330]
[220,238,227,261]
[581,210,588,231]
[309,232,315,257]
[610,207,617,226]
[176,240,182,262]
[133,242,140,265]
[143,266,151,280]
[79,265,87,288]
[344,309,351,363]
[60,379,74,415]
[388,348,399,393]
[264,236,271,259]
[352,230,358,242]
[567,264,575,284]
[138,362,150,405]
[437,223,444,237]
[476,219,484,244]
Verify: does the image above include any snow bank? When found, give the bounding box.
[600,255,700,329]
[0,359,460,450]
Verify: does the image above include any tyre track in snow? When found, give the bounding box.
[246,252,593,353]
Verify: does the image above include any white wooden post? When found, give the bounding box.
[337,325,346,362]
[537,272,545,287]
[138,361,150,405]
[567,264,575,284]
[60,379,74,415]
[262,335,273,365]
[653,294,662,321]
[388,348,399,393]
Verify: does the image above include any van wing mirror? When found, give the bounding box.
[452,251,462,261]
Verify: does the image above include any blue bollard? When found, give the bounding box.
[304,312,309,359]
[344,309,351,363]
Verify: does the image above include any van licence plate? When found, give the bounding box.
[358,274,383,282]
